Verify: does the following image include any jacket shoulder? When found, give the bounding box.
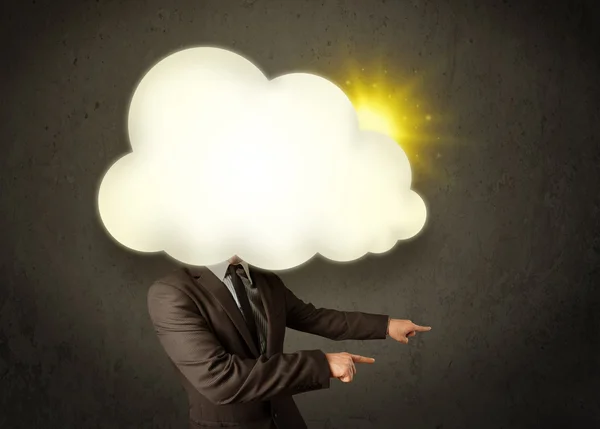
[148,267,191,296]
[249,266,280,282]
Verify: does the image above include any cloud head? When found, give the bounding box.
[97,47,427,270]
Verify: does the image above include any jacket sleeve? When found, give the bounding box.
[272,273,390,341]
[147,281,331,405]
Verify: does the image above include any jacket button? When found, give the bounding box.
[273,412,278,418]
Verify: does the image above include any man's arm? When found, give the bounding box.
[271,273,390,341]
[147,281,331,405]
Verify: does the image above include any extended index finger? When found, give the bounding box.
[413,324,432,332]
[350,354,376,364]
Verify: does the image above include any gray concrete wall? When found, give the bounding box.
[1,0,599,427]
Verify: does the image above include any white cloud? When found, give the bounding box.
[97,47,427,270]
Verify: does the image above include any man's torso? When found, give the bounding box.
[156,265,308,429]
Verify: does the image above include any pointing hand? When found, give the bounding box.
[388,319,432,344]
[325,352,375,383]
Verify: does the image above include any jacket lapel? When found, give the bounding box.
[186,266,260,357]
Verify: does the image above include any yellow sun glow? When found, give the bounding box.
[340,61,444,179]
[343,68,436,150]
[356,104,397,138]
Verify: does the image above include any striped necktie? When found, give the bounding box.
[227,264,267,354]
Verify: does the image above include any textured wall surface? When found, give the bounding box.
[1,0,599,428]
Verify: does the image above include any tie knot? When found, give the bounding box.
[228,263,246,279]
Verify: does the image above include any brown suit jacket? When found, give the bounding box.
[147,265,389,429]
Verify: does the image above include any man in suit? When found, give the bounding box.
[147,255,432,429]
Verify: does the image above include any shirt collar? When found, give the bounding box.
[206,260,253,284]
